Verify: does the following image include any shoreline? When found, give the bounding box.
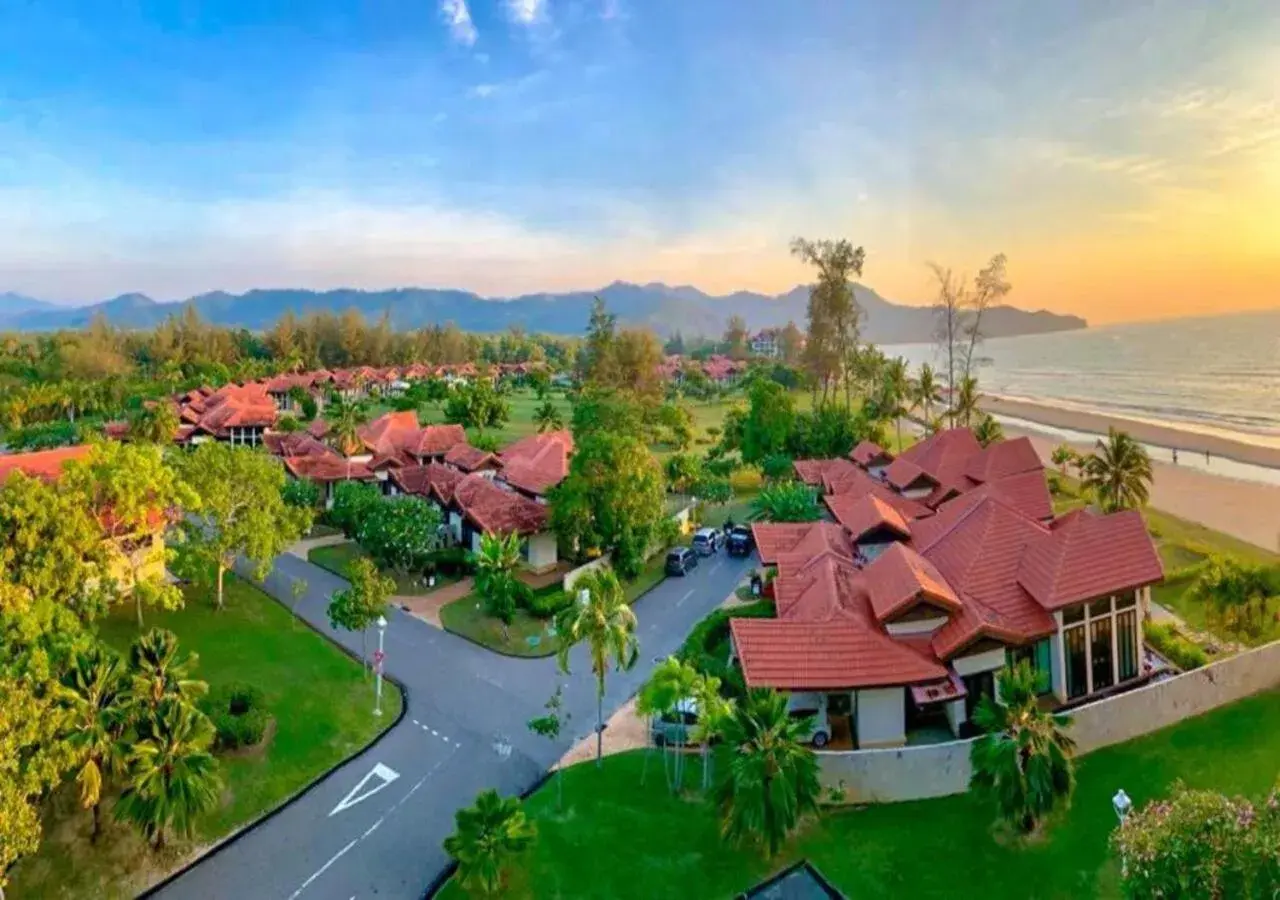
[982,396,1280,471]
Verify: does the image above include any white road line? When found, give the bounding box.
[677,588,694,606]
[362,817,383,839]
[431,728,438,736]
[288,838,357,900]
[411,719,420,726]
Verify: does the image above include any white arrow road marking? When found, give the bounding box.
[328,763,400,817]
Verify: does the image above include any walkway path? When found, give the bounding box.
[394,577,473,628]
[286,533,348,559]
[152,547,753,900]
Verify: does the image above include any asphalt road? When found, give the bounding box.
[153,547,754,900]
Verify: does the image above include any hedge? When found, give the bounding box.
[1145,621,1208,671]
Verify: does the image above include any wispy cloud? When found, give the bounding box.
[439,0,477,46]
[467,84,498,99]
[506,0,547,26]
[601,0,622,20]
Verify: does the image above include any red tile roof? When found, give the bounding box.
[413,424,467,458]
[933,469,1053,523]
[730,619,947,690]
[863,543,962,621]
[444,443,499,473]
[1018,509,1164,611]
[823,483,933,524]
[390,462,464,504]
[883,457,934,491]
[0,445,93,482]
[824,493,912,543]
[358,411,422,457]
[498,431,573,496]
[185,383,278,436]
[794,458,843,486]
[965,436,1043,483]
[452,473,548,536]
[850,440,893,467]
[751,522,852,566]
[282,455,376,483]
[264,432,335,459]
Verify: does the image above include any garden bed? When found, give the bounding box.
[307,541,462,596]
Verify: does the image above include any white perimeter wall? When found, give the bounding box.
[562,554,612,592]
[820,638,1280,804]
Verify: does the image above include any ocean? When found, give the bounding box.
[889,309,1280,452]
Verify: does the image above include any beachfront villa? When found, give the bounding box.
[732,429,1164,750]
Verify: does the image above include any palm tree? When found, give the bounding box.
[714,688,821,857]
[470,531,527,626]
[969,661,1075,835]
[128,401,180,443]
[324,394,369,460]
[953,375,980,427]
[1083,428,1153,512]
[533,400,564,434]
[555,568,639,767]
[637,656,700,792]
[1051,443,1074,475]
[913,363,941,426]
[1190,556,1276,640]
[750,482,821,523]
[59,646,128,841]
[123,628,208,719]
[443,788,537,898]
[114,699,221,850]
[974,414,1004,447]
[879,357,910,451]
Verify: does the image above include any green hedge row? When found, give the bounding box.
[1145,621,1208,671]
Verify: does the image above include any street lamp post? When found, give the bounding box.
[374,615,388,717]
[1113,788,1133,877]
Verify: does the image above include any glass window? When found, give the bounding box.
[1064,625,1088,699]
[1117,609,1139,681]
[1115,591,1137,611]
[1089,597,1113,619]
[1091,616,1114,692]
[1011,639,1053,694]
[1063,605,1085,625]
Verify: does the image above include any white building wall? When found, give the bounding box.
[885,616,948,637]
[856,688,905,749]
[944,699,966,736]
[525,532,558,573]
[952,646,1008,678]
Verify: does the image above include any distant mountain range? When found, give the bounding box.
[0,282,1086,343]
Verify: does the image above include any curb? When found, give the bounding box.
[138,583,410,898]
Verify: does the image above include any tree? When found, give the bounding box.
[329,480,382,539]
[761,453,795,482]
[443,788,537,898]
[579,296,618,387]
[961,253,1010,384]
[63,441,197,628]
[690,672,734,791]
[470,531,528,626]
[913,363,941,427]
[1191,556,1277,640]
[1083,428,1154,513]
[123,628,208,719]
[929,262,967,425]
[657,402,694,451]
[58,645,128,841]
[1111,779,1280,898]
[281,477,321,510]
[970,661,1075,835]
[714,688,821,857]
[724,315,750,359]
[791,237,865,409]
[114,698,221,850]
[533,399,564,434]
[777,321,805,365]
[326,556,392,671]
[549,432,665,579]
[445,378,511,436]
[571,388,647,440]
[127,402,179,443]
[554,568,639,766]
[953,375,980,427]
[526,687,570,810]
[694,475,733,507]
[974,414,1004,447]
[751,482,821,523]
[637,656,700,792]
[1051,443,1075,475]
[877,357,911,450]
[527,367,551,400]
[740,380,795,464]
[664,452,703,494]
[358,495,442,578]
[324,394,369,456]
[178,443,312,610]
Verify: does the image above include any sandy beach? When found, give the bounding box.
[976,400,1280,554]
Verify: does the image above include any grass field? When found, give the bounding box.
[367,389,575,447]
[9,574,401,900]
[307,541,460,596]
[440,687,1280,900]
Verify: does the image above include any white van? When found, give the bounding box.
[785,692,833,748]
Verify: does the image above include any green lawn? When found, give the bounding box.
[307,541,460,596]
[441,688,1280,900]
[380,388,574,447]
[439,554,669,657]
[10,574,401,899]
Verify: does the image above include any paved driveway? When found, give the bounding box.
[152,548,753,900]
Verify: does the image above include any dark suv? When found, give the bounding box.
[726,525,754,557]
[665,547,698,576]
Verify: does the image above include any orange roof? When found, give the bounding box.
[452,473,548,536]
[823,482,932,525]
[0,445,93,482]
[499,431,573,496]
[793,458,844,486]
[358,411,422,457]
[883,457,935,491]
[445,443,499,473]
[825,493,912,543]
[1018,509,1164,611]
[264,432,335,459]
[390,463,464,504]
[965,436,1043,483]
[751,522,852,566]
[863,543,961,621]
[413,424,466,458]
[850,440,893,467]
[283,455,376,483]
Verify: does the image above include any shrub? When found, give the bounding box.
[471,433,501,453]
[282,477,322,510]
[1145,621,1208,670]
[729,465,763,494]
[678,600,776,689]
[525,588,573,619]
[761,453,794,482]
[276,415,303,433]
[4,420,84,450]
[202,682,269,750]
[656,516,681,550]
[299,394,319,421]
[427,547,472,577]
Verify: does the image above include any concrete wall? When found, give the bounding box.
[525,531,558,573]
[819,638,1280,804]
[855,687,906,749]
[562,554,612,592]
[953,646,1008,678]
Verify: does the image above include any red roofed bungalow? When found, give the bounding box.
[727,426,1165,750]
[0,445,94,482]
[445,473,559,572]
[498,430,573,498]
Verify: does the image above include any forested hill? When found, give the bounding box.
[0,281,1086,342]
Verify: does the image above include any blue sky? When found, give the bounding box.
[1,1,1277,322]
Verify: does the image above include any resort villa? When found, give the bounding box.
[733,429,1164,750]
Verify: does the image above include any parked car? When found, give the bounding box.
[650,698,701,746]
[691,527,723,556]
[665,547,699,576]
[787,693,833,748]
[726,525,754,557]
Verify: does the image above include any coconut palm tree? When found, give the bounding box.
[969,661,1075,835]
[533,400,564,433]
[974,414,1004,447]
[637,656,700,792]
[123,628,208,720]
[912,363,942,427]
[127,401,180,444]
[953,375,980,427]
[1051,443,1075,475]
[555,568,639,767]
[443,788,537,898]
[878,357,911,451]
[324,394,369,459]
[714,688,821,857]
[114,698,221,850]
[1083,428,1153,512]
[59,645,128,841]
[470,531,527,625]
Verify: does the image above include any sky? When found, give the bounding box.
[0,0,1277,324]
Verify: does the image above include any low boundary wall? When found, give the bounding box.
[820,638,1280,803]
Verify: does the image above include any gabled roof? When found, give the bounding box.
[772,550,863,622]
[412,424,466,458]
[965,436,1043,483]
[445,443,499,473]
[499,430,573,496]
[824,493,912,543]
[191,383,278,434]
[883,458,936,491]
[820,460,880,496]
[452,473,548,536]
[751,522,852,566]
[263,432,335,459]
[0,445,93,482]
[898,427,984,483]
[850,440,893,468]
[863,543,962,621]
[282,455,376,483]
[1018,509,1164,611]
[823,482,932,525]
[390,463,464,504]
[358,411,422,457]
[730,619,947,690]
[794,458,844,486]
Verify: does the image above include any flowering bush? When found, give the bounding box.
[1112,779,1280,897]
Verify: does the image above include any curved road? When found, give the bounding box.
[153,549,753,900]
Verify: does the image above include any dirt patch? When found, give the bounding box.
[554,697,650,770]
